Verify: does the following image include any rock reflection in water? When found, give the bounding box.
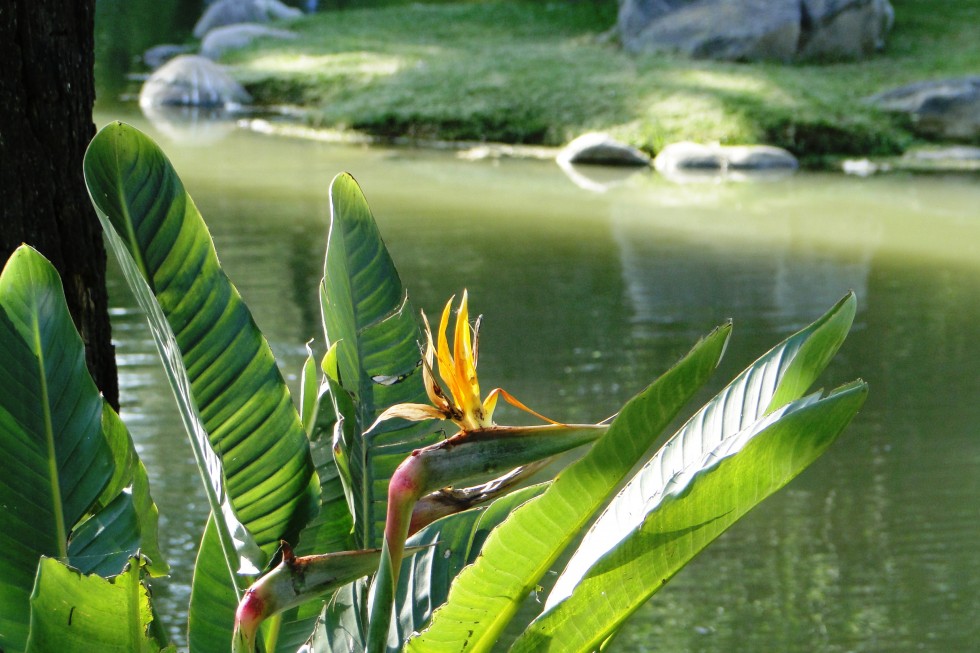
[140,104,240,146]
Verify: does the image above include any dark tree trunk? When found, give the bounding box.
[0,0,119,409]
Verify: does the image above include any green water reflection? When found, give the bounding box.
[99,111,980,651]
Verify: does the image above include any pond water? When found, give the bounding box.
[95,108,980,653]
[93,3,980,648]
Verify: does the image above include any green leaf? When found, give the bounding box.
[187,517,239,653]
[406,324,732,653]
[765,292,856,412]
[69,403,168,578]
[309,579,370,653]
[25,556,170,652]
[512,382,868,652]
[295,374,355,557]
[543,292,856,611]
[0,246,114,652]
[300,343,320,436]
[321,173,442,548]
[84,122,320,574]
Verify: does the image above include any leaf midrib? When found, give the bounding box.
[33,302,67,560]
[111,130,152,285]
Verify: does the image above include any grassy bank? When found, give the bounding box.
[224,0,979,164]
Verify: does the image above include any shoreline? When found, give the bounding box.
[234,113,979,176]
[212,1,978,170]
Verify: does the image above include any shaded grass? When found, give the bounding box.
[225,0,980,163]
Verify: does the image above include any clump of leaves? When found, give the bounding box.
[0,122,866,653]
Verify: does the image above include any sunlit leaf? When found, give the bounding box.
[546,292,857,608]
[25,557,172,652]
[513,382,868,652]
[321,173,442,549]
[84,122,320,578]
[301,343,320,436]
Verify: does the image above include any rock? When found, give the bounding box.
[799,0,894,59]
[868,77,980,142]
[724,145,800,170]
[556,133,651,167]
[618,0,894,61]
[617,0,686,45]
[143,43,193,70]
[193,0,302,39]
[201,23,299,60]
[622,0,801,61]
[654,142,797,181]
[139,55,251,108]
[653,142,725,171]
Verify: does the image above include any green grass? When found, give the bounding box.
[224,0,980,164]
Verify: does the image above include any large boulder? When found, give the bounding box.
[139,55,251,108]
[193,0,302,39]
[201,23,299,60]
[143,43,193,70]
[868,77,980,142]
[618,0,687,44]
[618,0,894,61]
[621,0,801,61]
[799,0,894,59]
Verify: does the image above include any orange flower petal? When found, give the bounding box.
[453,291,482,421]
[420,311,451,412]
[482,388,500,424]
[436,296,462,407]
[490,387,564,426]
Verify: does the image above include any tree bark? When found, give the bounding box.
[0,0,119,409]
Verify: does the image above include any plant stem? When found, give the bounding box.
[366,452,426,652]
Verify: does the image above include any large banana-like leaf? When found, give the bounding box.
[84,122,320,576]
[406,323,732,652]
[546,292,857,607]
[321,173,442,549]
[25,557,172,653]
[0,246,161,653]
[512,382,868,652]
